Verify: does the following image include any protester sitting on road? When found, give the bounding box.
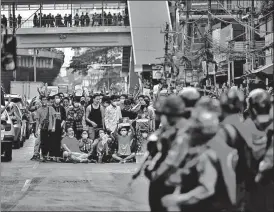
[61,127,89,163]
[78,129,97,162]
[96,129,112,163]
[111,123,135,163]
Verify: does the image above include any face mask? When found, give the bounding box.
[140,100,146,105]
[82,134,88,139]
[112,102,117,106]
[121,130,127,136]
[55,99,61,104]
[74,103,79,107]
[80,101,85,105]
[68,133,74,138]
[120,99,125,104]
[99,133,105,138]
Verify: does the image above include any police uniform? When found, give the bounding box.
[161,110,233,212]
[243,89,274,212]
[144,95,187,212]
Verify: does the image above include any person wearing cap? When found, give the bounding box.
[161,109,233,212]
[143,95,188,212]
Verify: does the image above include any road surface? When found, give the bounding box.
[1,136,150,211]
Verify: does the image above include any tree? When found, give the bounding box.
[69,47,122,76]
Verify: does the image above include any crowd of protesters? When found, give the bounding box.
[27,89,155,163]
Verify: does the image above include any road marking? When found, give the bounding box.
[21,179,32,192]
[32,163,39,169]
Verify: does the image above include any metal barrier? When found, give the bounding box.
[4,17,130,29]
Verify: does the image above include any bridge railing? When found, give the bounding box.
[4,17,130,29]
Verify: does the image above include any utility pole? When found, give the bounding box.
[39,4,42,27]
[34,49,37,82]
[12,3,17,81]
[164,22,170,75]
[207,0,216,86]
[183,0,190,85]
[250,0,255,71]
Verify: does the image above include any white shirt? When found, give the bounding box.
[104,105,122,132]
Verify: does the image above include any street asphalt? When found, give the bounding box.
[1,135,150,211]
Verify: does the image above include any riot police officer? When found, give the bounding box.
[143,95,187,212]
[161,109,233,212]
[244,89,274,212]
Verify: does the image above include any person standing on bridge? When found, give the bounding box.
[107,12,112,26]
[80,12,85,27]
[64,14,68,27]
[17,14,22,28]
[112,13,118,26]
[85,13,90,27]
[68,14,72,27]
[2,15,7,28]
[74,13,79,27]
[33,13,38,27]
[46,13,51,27]
[117,13,122,26]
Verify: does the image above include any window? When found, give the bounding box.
[227,0,232,10]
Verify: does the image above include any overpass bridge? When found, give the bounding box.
[2,0,171,92]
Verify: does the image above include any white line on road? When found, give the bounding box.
[21,179,32,192]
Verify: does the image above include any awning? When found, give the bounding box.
[252,63,273,75]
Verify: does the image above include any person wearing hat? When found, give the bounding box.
[143,95,188,212]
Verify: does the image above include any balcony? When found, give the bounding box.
[232,41,265,52]
[265,33,273,47]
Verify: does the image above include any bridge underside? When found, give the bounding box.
[14,27,131,48]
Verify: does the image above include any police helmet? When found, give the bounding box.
[220,88,244,113]
[195,96,222,119]
[248,89,272,116]
[160,95,186,116]
[189,109,219,141]
[178,87,201,108]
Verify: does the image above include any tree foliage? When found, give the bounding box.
[69,47,122,76]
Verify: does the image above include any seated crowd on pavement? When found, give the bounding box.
[29,90,155,163]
